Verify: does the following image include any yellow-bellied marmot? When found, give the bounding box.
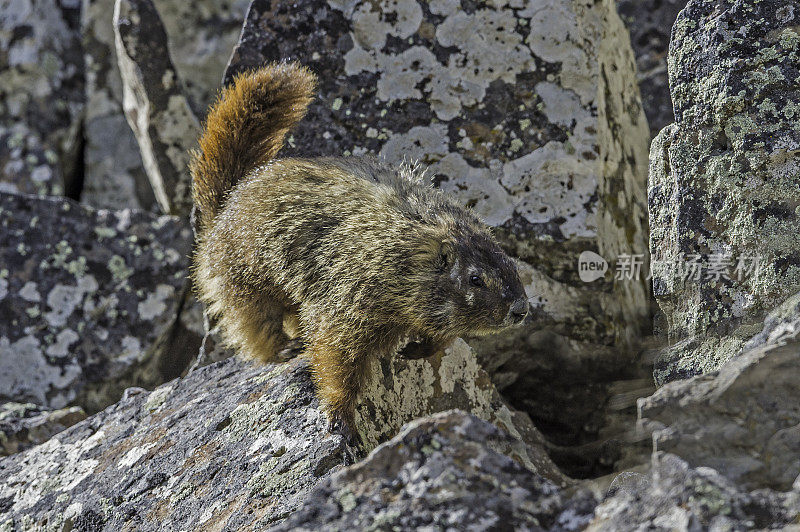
[190,62,529,432]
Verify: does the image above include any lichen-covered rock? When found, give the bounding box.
[114,0,198,216]
[273,410,596,532]
[79,0,247,211]
[0,191,199,413]
[589,453,800,530]
[225,0,651,470]
[616,0,688,138]
[0,0,84,197]
[649,0,800,384]
[638,327,800,492]
[0,358,349,531]
[0,402,86,457]
[356,338,565,483]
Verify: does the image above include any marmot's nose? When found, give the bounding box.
[508,298,528,323]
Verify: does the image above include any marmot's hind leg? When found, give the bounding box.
[216,289,292,363]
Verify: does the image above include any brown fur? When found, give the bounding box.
[191,62,529,429]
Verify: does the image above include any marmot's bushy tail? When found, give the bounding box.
[190,62,316,232]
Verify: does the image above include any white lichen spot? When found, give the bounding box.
[44,276,98,328]
[45,329,79,358]
[137,284,174,320]
[19,282,40,302]
[118,442,156,469]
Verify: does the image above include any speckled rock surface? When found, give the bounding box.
[589,452,800,530]
[355,338,566,484]
[616,0,688,138]
[273,410,596,532]
[0,402,86,457]
[0,192,199,413]
[0,0,84,198]
[649,0,800,385]
[80,0,247,211]
[114,0,198,216]
[0,357,350,531]
[225,0,651,471]
[638,327,800,492]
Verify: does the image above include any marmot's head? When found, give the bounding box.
[417,223,529,338]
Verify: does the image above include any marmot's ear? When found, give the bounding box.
[436,239,456,271]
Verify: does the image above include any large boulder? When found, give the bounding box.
[0,192,200,413]
[589,453,799,530]
[224,0,652,473]
[0,0,85,198]
[0,358,348,530]
[639,317,800,491]
[0,359,565,530]
[649,0,800,384]
[274,410,595,531]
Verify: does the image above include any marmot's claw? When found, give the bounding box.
[327,411,362,451]
[276,338,306,361]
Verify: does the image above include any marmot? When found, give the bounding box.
[190,62,529,432]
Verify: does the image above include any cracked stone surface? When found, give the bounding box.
[224,0,652,468]
[0,191,199,413]
[0,358,349,531]
[649,0,800,385]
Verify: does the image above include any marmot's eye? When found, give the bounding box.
[470,275,484,287]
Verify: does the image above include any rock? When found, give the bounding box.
[0,358,349,530]
[355,338,566,483]
[114,0,198,216]
[648,0,800,385]
[639,328,800,491]
[0,0,84,198]
[80,0,247,211]
[616,0,688,138]
[273,410,597,531]
[589,453,799,530]
[225,0,651,474]
[0,402,86,457]
[0,191,199,413]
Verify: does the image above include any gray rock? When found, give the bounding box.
[0,0,85,198]
[114,0,198,216]
[639,329,800,491]
[80,0,247,211]
[354,338,567,483]
[0,191,199,413]
[648,0,800,385]
[0,402,86,457]
[0,357,349,530]
[225,0,651,473]
[272,410,597,532]
[616,0,688,138]
[589,453,799,531]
